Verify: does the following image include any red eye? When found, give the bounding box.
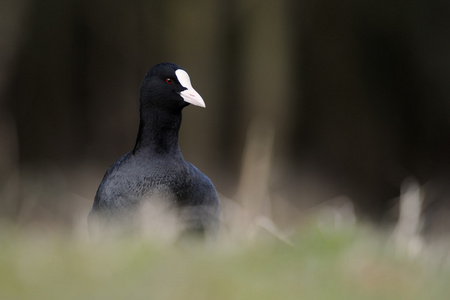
[165,78,173,84]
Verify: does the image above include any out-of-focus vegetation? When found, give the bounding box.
[1,221,449,300]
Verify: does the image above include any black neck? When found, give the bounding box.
[133,107,183,157]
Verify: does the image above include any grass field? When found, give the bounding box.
[1,220,449,300]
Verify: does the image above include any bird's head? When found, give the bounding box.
[140,63,205,112]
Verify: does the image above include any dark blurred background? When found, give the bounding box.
[1,0,449,235]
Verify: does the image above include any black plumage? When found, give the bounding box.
[88,63,220,237]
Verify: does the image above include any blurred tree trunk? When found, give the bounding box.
[0,0,25,178]
[239,0,293,156]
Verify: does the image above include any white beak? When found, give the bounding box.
[175,69,206,108]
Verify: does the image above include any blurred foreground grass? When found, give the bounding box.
[1,221,449,300]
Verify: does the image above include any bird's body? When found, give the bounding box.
[89,63,220,237]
